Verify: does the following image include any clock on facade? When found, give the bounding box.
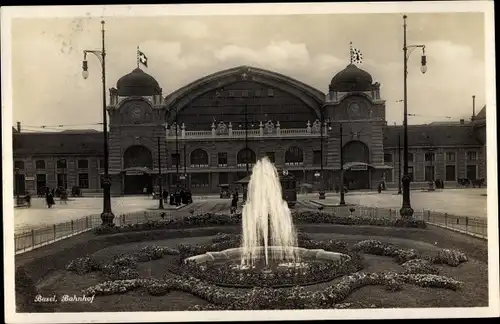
[130,106,143,122]
[349,102,361,116]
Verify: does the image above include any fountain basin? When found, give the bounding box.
[184,246,347,264]
[182,246,352,288]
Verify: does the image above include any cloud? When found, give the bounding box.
[178,20,210,39]
[9,15,486,131]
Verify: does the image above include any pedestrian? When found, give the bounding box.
[24,192,31,208]
[230,190,239,214]
[169,192,175,205]
[60,188,68,204]
[46,190,55,208]
[162,189,169,204]
[174,190,181,206]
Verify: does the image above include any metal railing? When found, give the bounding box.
[15,202,487,255]
[14,211,174,254]
[324,205,487,239]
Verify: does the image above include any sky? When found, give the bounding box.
[7,8,487,132]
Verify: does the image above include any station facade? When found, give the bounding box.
[13,64,487,195]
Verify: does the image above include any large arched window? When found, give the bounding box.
[285,146,304,165]
[123,145,153,169]
[342,140,370,164]
[237,148,256,167]
[190,149,209,167]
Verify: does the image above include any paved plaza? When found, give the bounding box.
[13,196,226,233]
[13,189,487,233]
[307,188,487,219]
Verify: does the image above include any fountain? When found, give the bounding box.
[184,157,351,287]
[240,157,299,268]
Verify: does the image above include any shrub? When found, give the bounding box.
[83,270,463,309]
[352,240,419,264]
[100,264,139,281]
[65,256,100,275]
[112,254,138,267]
[401,259,439,275]
[432,249,468,267]
[93,211,426,236]
[145,279,171,296]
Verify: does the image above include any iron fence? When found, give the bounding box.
[14,211,174,254]
[14,202,487,254]
[325,205,487,239]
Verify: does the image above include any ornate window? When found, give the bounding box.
[285,146,304,166]
[14,161,24,170]
[237,148,256,167]
[123,145,153,169]
[190,149,209,167]
[342,141,370,164]
[56,159,67,169]
[218,152,228,167]
[35,160,46,169]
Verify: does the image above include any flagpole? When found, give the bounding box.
[137,46,140,68]
[350,42,353,64]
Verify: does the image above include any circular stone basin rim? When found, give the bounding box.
[184,246,350,264]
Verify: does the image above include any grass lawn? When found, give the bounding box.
[34,229,488,311]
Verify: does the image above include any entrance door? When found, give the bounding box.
[466,165,477,181]
[344,170,370,190]
[15,174,26,195]
[36,174,47,195]
[124,174,152,194]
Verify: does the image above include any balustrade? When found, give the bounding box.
[165,119,326,140]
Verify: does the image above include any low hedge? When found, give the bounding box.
[94,211,426,236]
[80,271,464,310]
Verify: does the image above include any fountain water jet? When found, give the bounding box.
[183,157,351,287]
[240,157,299,267]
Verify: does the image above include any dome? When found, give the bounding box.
[116,68,161,97]
[329,64,373,92]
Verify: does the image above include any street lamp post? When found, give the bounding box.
[175,114,180,185]
[398,133,402,194]
[81,20,114,226]
[401,14,427,218]
[14,168,20,203]
[319,117,326,199]
[244,103,250,176]
[339,123,346,205]
[157,136,164,209]
[183,143,187,187]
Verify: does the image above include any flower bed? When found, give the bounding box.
[68,237,467,310]
[65,245,181,281]
[93,211,426,236]
[351,239,468,267]
[65,256,100,275]
[401,259,440,275]
[181,255,357,288]
[432,249,468,267]
[81,271,463,310]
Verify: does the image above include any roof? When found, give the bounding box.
[13,131,104,156]
[473,105,486,120]
[164,65,325,121]
[329,64,373,92]
[383,124,483,148]
[116,68,161,97]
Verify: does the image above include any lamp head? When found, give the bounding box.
[420,49,427,74]
[82,60,89,79]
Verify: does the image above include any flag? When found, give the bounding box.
[350,42,363,64]
[137,48,148,68]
